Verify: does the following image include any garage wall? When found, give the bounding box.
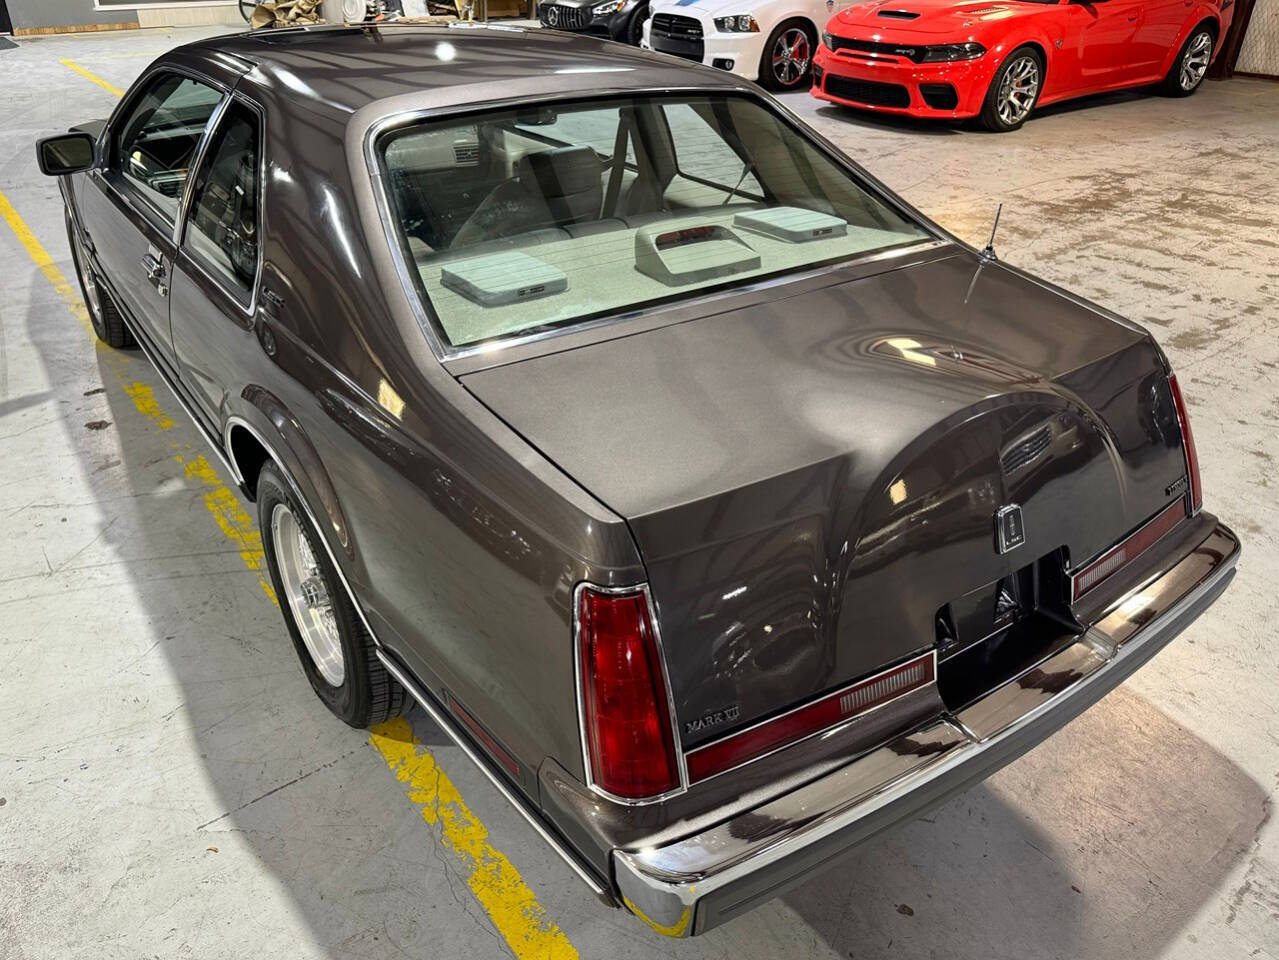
[7,0,137,32]
[98,0,244,27]
[1236,0,1279,76]
[7,1,243,32]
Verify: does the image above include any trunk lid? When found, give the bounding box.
[461,253,1190,747]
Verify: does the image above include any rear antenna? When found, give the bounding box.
[980,203,1002,262]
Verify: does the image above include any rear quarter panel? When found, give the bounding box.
[1156,1,1226,77]
[227,74,648,796]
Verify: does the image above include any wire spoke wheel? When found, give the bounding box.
[996,54,1040,127]
[771,28,811,87]
[271,503,346,687]
[1180,31,1212,91]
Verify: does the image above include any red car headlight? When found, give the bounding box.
[915,42,986,62]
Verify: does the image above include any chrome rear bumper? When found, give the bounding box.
[613,521,1240,936]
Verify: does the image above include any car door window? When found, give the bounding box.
[113,73,223,223]
[182,101,261,304]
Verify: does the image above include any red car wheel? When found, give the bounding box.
[759,21,816,92]
[979,46,1043,133]
[1161,26,1214,97]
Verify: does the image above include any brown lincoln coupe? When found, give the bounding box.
[36,23,1239,937]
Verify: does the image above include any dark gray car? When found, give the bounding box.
[538,0,650,45]
[36,23,1239,937]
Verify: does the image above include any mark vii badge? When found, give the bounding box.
[995,504,1026,553]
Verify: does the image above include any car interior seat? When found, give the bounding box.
[452,145,603,248]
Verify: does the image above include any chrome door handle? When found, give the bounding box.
[141,253,168,298]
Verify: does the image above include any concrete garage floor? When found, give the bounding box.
[1,25,1276,960]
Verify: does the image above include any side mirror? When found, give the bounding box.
[36,132,97,177]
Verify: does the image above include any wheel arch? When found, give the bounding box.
[1019,40,1048,68]
[1006,38,1049,74]
[774,13,820,39]
[222,388,355,560]
[986,37,1052,95]
[1159,14,1220,75]
[223,395,382,643]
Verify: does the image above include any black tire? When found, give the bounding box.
[1159,25,1214,97]
[239,0,256,22]
[625,3,649,46]
[258,461,407,728]
[65,208,134,349]
[978,45,1044,132]
[758,20,816,93]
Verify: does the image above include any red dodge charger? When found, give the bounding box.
[813,0,1233,131]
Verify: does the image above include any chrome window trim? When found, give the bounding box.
[361,88,945,365]
[442,239,945,365]
[175,90,267,321]
[99,64,232,239]
[172,94,231,246]
[682,649,937,786]
[572,580,690,806]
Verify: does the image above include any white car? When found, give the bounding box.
[642,0,858,91]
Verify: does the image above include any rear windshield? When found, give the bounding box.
[379,94,930,351]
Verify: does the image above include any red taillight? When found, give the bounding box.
[686,651,934,784]
[1071,499,1186,602]
[576,586,681,801]
[1168,373,1202,515]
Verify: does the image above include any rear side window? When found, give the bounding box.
[183,101,261,303]
[113,73,223,222]
[380,94,930,352]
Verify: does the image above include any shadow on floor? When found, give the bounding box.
[26,263,1268,960]
[15,270,490,955]
[776,685,1267,959]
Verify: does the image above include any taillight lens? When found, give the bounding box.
[1071,499,1186,602]
[577,586,680,800]
[1168,373,1203,514]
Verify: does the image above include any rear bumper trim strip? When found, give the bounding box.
[612,521,1240,936]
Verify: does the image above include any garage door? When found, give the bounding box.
[1237,0,1279,76]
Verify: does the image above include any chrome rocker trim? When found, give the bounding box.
[613,521,1240,937]
[376,647,613,903]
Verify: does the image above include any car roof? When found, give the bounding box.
[183,23,748,123]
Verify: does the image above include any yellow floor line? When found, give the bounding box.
[370,718,579,960]
[0,186,273,600]
[1,183,579,955]
[58,57,126,97]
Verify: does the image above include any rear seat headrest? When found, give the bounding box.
[518,147,602,225]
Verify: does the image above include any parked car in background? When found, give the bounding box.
[814,0,1234,131]
[538,0,651,45]
[642,0,860,90]
[37,23,1239,937]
